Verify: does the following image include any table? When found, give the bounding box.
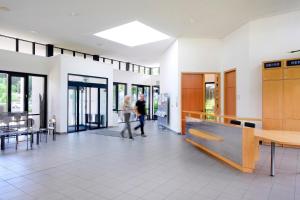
[254,129,300,176]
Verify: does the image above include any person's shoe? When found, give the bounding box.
[134,127,138,131]
[129,137,134,140]
[141,134,147,137]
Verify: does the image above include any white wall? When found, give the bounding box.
[221,24,251,117]
[0,49,51,74]
[159,41,180,132]
[178,38,222,72]
[160,11,300,132]
[50,55,114,133]
[221,10,300,119]
[159,39,222,132]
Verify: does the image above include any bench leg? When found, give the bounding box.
[1,135,5,150]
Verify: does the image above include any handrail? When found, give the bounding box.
[182,111,262,122]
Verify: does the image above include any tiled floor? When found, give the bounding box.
[0,121,300,200]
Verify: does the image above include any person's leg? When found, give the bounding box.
[140,115,145,136]
[134,115,141,130]
[127,120,133,139]
[120,114,127,138]
[125,113,133,139]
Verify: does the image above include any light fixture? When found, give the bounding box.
[70,12,79,17]
[94,21,170,47]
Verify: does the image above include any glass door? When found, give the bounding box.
[144,86,150,119]
[78,87,87,131]
[0,73,8,113]
[87,87,99,129]
[68,86,77,132]
[99,88,107,128]
[10,75,26,113]
[67,78,108,132]
[28,75,46,129]
[152,86,160,120]
[0,71,47,129]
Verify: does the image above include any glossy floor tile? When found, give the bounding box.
[0,121,299,200]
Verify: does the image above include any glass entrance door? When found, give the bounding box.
[67,78,108,133]
[152,86,160,120]
[78,87,87,131]
[87,87,99,129]
[68,86,77,132]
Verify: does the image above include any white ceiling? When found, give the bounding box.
[1,0,300,65]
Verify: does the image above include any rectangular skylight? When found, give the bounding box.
[94,21,170,47]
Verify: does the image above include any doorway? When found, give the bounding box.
[0,71,47,129]
[152,86,160,120]
[67,74,108,133]
[131,84,151,119]
[224,69,236,118]
[181,73,221,134]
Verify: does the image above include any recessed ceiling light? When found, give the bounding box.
[70,12,79,16]
[94,21,170,47]
[30,30,38,34]
[0,6,10,12]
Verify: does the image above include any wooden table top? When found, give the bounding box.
[254,129,300,146]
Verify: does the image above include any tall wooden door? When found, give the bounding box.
[181,74,204,134]
[224,70,236,118]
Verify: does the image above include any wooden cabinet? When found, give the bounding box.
[263,58,300,131]
[262,80,283,129]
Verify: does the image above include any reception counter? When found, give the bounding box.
[185,118,258,173]
[183,111,300,175]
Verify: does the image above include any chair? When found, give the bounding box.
[244,122,255,128]
[230,120,241,126]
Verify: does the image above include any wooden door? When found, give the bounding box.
[224,70,236,119]
[181,74,204,134]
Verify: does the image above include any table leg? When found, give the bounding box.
[30,132,33,149]
[271,142,275,176]
[1,135,5,150]
[36,131,40,145]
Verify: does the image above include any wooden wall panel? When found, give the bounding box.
[263,80,283,119]
[284,67,300,79]
[224,70,236,117]
[283,79,300,131]
[263,68,283,81]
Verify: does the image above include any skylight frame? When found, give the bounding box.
[94,21,170,47]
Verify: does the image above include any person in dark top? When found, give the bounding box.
[134,94,147,137]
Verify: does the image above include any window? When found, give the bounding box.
[19,40,32,54]
[0,36,15,51]
[134,65,139,73]
[152,68,160,75]
[35,44,46,56]
[0,73,8,112]
[140,66,145,74]
[145,68,150,75]
[113,82,127,111]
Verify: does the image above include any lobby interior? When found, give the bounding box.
[1,0,300,200]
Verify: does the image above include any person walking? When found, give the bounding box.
[120,95,134,139]
[134,94,147,137]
